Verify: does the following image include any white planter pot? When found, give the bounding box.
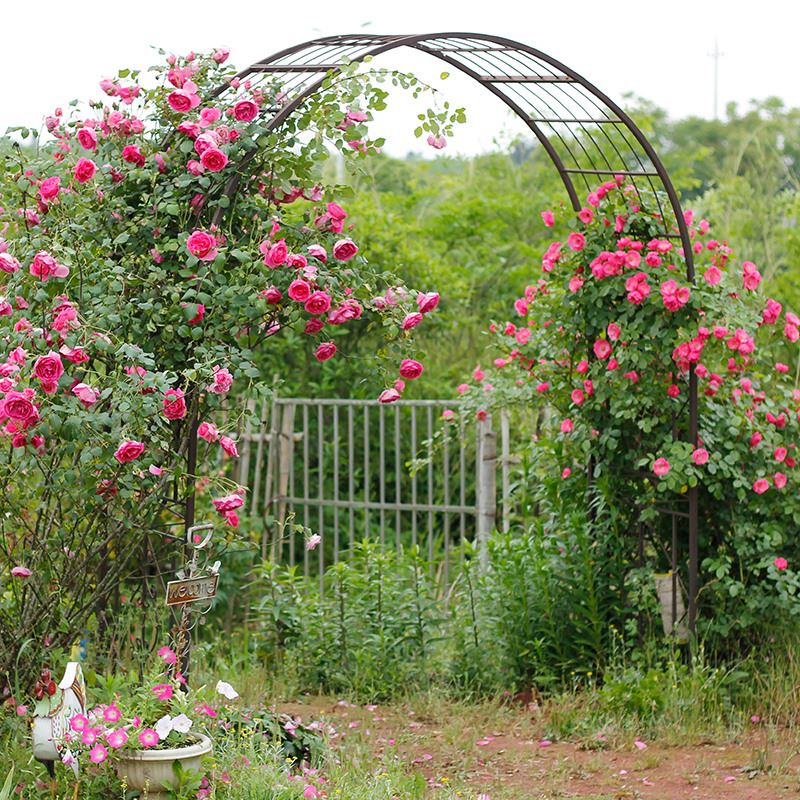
[115,734,212,799]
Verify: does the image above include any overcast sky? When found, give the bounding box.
[2,0,798,157]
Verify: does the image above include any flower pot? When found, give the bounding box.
[115,734,212,799]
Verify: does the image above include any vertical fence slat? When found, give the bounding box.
[395,405,401,551]
[363,405,370,539]
[501,409,511,533]
[348,404,355,550]
[411,406,418,549]
[443,406,450,591]
[333,405,340,565]
[427,405,434,573]
[317,404,324,595]
[249,398,267,517]
[379,404,386,547]
[303,404,310,579]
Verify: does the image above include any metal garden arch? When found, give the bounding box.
[205,32,700,633]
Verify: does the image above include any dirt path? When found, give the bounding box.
[278,696,800,799]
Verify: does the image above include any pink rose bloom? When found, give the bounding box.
[742,261,761,291]
[774,557,788,571]
[314,342,337,362]
[378,388,400,404]
[304,291,332,315]
[213,48,230,63]
[212,494,245,513]
[200,148,228,172]
[168,83,201,113]
[328,299,363,325]
[306,533,322,551]
[233,100,258,121]
[288,279,312,302]
[207,366,233,395]
[186,230,218,261]
[593,339,612,360]
[567,232,585,252]
[261,238,288,268]
[540,210,555,227]
[114,440,145,463]
[578,207,594,224]
[560,418,574,433]
[262,286,282,304]
[571,389,585,405]
[163,388,187,420]
[653,458,671,477]
[399,359,424,380]
[72,383,100,407]
[332,238,358,261]
[33,352,64,390]
[607,323,621,341]
[417,292,440,313]
[774,472,788,489]
[220,436,239,458]
[77,127,98,151]
[11,566,32,578]
[426,134,447,149]
[661,279,691,311]
[30,251,69,281]
[39,176,61,201]
[122,145,145,167]
[762,298,782,325]
[198,422,220,442]
[2,391,36,422]
[402,312,423,331]
[692,448,709,465]
[307,244,327,263]
[753,478,769,495]
[73,157,97,184]
[0,253,21,273]
[704,266,722,285]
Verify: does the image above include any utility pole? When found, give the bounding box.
[708,39,725,120]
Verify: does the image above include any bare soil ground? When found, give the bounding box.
[279,696,800,800]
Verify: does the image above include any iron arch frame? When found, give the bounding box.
[205,32,700,634]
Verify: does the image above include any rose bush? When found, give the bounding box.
[0,47,456,689]
[457,178,800,647]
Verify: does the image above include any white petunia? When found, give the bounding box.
[171,713,193,734]
[215,680,239,700]
[155,714,174,741]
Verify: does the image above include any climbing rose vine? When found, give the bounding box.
[458,178,800,640]
[0,47,454,686]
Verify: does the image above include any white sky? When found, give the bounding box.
[2,0,798,157]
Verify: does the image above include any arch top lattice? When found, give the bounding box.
[218,32,694,278]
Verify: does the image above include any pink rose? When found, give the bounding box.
[332,238,358,261]
[73,158,97,184]
[163,388,187,420]
[72,383,100,407]
[0,253,20,273]
[593,339,612,360]
[753,478,769,494]
[261,239,288,268]
[288,279,312,302]
[198,422,220,442]
[262,286,282,304]
[307,245,327,263]
[212,494,244,513]
[304,292,331,315]
[207,366,233,395]
[11,566,32,578]
[77,127,98,151]
[417,292,439,313]
[327,299,362,325]
[233,100,258,121]
[774,557,788,571]
[314,342,337,362]
[39,176,61,201]
[200,148,228,172]
[652,458,671,477]
[114,440,145,463]
[378,388,401,404]
[122,145,146,167]
[541,210,555,227]
[33,352,64,390]
[402,313,423,331]
[219,436,239,458]
[30,251,69,281]
[567,232,585,251]
[399,359,424,380]
[2,391,36,422]
[213,48,230,64]
[168,86,201,113]
[186,230,218,261]
[692,448,709,465]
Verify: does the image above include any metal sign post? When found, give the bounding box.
[168,523,220,687]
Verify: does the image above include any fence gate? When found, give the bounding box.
[235,396,516,588]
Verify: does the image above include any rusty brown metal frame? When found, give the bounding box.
[206,32,700,634]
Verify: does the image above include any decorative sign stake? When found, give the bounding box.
[168,523,220,686]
